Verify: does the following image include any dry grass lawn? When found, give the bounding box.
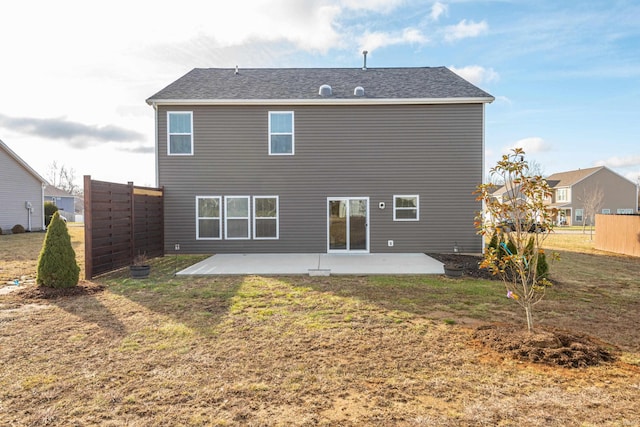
[1,227,639,426]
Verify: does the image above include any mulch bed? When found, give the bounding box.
[473,324,616,368]
[16,281,105,300]
[427,253,497,280]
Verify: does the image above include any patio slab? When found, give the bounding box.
[177,253,444,276]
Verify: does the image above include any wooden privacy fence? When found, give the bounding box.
[84,176,164,279]
[595,214,640,257]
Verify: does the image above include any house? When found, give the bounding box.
[146,67,494,254]
[0,138,47,232]
[545,166,638,225]
[44,185,81,222]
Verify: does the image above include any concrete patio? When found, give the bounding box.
[177,253,444,276]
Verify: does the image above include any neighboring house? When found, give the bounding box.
[44,185,80,222]
[146,67,494,254]
[545,166,638,225]
[0,138,47,232]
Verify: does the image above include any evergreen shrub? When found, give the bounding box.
[12,224,26,234]
[44,202,59,226]
[37,211,79,288]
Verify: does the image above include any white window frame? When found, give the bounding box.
[575,208,584,223]
[617,208,634,214]
[393,195,419,221]
[195,196,222,240]
[167,111,194,155]
[556,188,569,202]
[601,209,611,214]
[268,111,295,155]
[253,196,279,240]
[224,196,250,240]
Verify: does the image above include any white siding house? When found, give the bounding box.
[0,139,47,232]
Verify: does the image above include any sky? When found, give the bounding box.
[1,0,639,189]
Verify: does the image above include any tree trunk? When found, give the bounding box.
[525,304,534,332]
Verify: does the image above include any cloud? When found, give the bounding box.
[444,19,488,42]
[119,145,155,154]
[0,114,145,148]
[430,2,448,21]
[506,137,552,154]
[595,155,640,168]
[449,65,499,85]
[359,27,428,53]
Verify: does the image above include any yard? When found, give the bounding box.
[1,227,639,426]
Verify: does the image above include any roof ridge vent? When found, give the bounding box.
[319,84,332,96]
[354,86,365,96]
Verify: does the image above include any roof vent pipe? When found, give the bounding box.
[362,50,368,70]
[235,65,239,75]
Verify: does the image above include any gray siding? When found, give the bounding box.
[572,168,638,218]
[0,148,44,232]
[157,104,484,254]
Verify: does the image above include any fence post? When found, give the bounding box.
[83,175,93,280]
[128,181,135,262]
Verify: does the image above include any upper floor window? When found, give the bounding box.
[394,195,419,221]
[556,188,569,202]
[168,111,193,155]
[269,111,294,155]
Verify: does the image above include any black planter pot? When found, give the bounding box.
[130,265,150,279]
[444,265,463,278]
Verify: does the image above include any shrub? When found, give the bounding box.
[12,224,26,234]
[37,211,79,288]
[44,202,59,226]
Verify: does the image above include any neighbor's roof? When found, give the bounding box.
[146,67,494,105]
[44,185,74,198]
[545,166,604,188]
[0,138,48,184]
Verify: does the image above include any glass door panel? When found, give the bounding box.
[329,200,347,250]
[349,199,367,250]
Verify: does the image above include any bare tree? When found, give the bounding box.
[579,185,604,239]
[47,161,80,195]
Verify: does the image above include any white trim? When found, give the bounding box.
[268,111,294,155]
[327,197,370,253]
[167,111,194,156]
[393,195,419,221]
[224,196,250,240]
[148,97,495,107]
[253,196,279,240]
[195,196,222,240]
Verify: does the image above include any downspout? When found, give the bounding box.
[41,183,46,230]
[153,103,159,188]
[481,103,486,254]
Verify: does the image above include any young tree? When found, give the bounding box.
[475,148,558,332]
[37,211,80,288]
[579,185,604,239]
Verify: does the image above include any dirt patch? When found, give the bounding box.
[428,252,497,280]
[473,324,616,368]
[15,281,105,300]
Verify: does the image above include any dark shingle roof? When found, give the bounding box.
[147,67,494,103]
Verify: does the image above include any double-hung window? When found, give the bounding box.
[394,195,419,221]
[253,196,279,239]
[269,111,294,155]
[575,209,584,223]
[556,188,569,202]
[196,196,221,239]
[168,111,193,155]
[225,196,250,239]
